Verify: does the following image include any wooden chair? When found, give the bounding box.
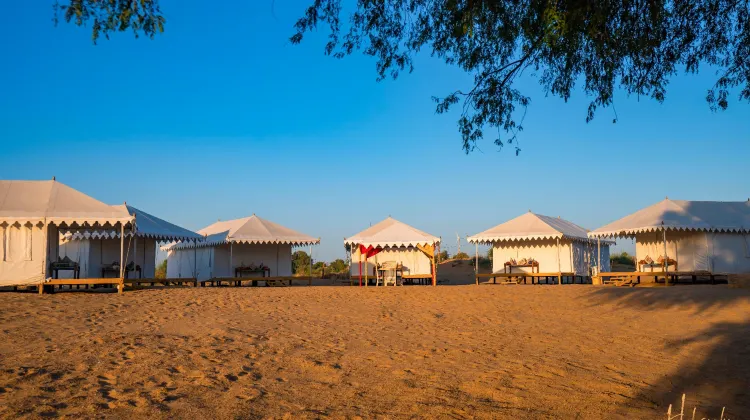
[381,261,398,286]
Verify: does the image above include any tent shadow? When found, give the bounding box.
[582,286,750,418]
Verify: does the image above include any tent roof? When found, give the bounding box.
[116,204,201,241]
[171,215,319,249]
[468,212,610,244]
[344,217,440,248]
[0,180,132,226]
[589,198,750,238]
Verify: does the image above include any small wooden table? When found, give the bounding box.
[504,262,539,274]
[101,265,141,279]
[49,263,80,279]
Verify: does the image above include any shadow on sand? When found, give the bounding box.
[584,286,750,418]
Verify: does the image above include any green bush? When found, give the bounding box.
[610,251,635,266]
[292,250,311,275]
[454,251,471,260]
[328,259,348,273]
[155,260,167,279]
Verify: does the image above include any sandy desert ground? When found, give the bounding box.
[1,275,749,419]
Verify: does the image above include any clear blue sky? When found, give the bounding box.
[1,1,748,261]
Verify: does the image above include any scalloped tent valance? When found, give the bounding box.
[588,199,750,238]
[168,215,320,250]
[344,217,440,249]
[0,180,133,226]
[468,212,611,245]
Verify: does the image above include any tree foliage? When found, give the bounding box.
[292,250,311,275]
[291,0,749,153]
[155,259,167,279]
[53,1,749,152]
[454,251,471,260]
[610,251,635,266]
[53,0,165,44]
[328,258,349,273]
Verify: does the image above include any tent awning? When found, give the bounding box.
[168,215,319,250]
[468,212,612,244]
[588,199,750,238]
[344,217,440,248]
[61,205,202,242]
[116,204,201,241]
[0,180,132,226]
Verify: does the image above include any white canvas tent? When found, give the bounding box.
[58,204,201,279]
[0,180,133,286]
[166,215,319,281]
[344,217,441,286]
[589,199,750,274]
[467,212,612,277]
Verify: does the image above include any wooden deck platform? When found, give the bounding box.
[39,278,124,294]
[593,271,728,286]
[203,276,313,287]
[123,278,198,287]
[475,272,580,285]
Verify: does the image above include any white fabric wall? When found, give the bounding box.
[166,247,214,281]
[167,243,293,281]
[0,222,49,286]
[710,233,750,273]
[349,246,433,277]
[490,239,608,275]
[635,231,750,273]
[58,239,91,278]
[84,237,158,278]
[214,243,292,277]
[492,239,570,274]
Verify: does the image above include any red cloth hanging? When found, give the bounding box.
[358,244,382,258]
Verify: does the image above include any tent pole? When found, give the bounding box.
[39,218,48,294]
[557,237,562,285]
[365,253,369,287]
[475,241,478,275]
[276,243,279,277]
[119,222,125,294]
[432,244,436,287]
[663,227,668,284]
[597,237,601,272]
[193,239,198,279]
[229,241,233,279]
[309,245,313,281]
[133,233,137,278]
[357,244,362,287]
[569,240,574,282]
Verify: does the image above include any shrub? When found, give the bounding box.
[610,251,635,266]
[155,260,167,279]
